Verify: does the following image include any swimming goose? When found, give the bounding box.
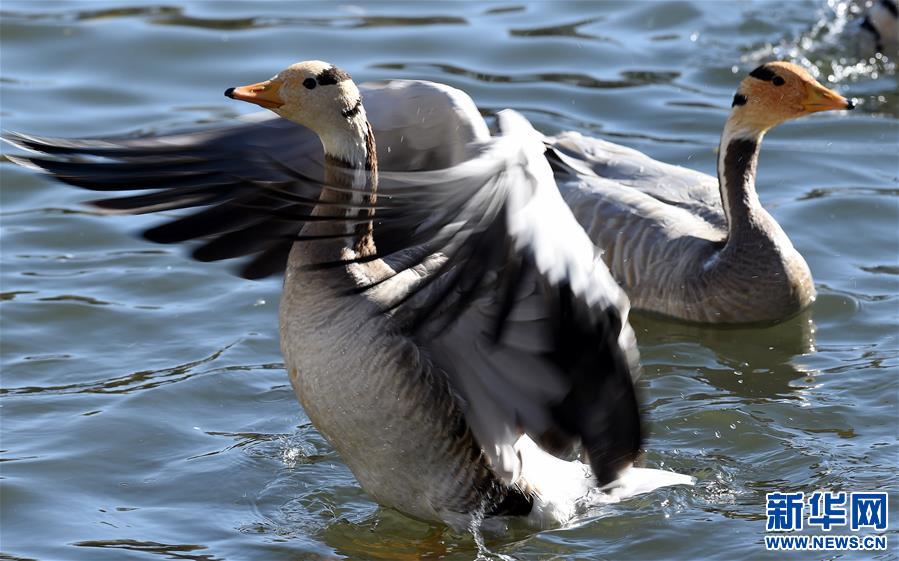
[550,62,854,323]
[11,61,850,325]
[7,61,691,528]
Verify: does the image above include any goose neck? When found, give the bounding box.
[717,119,766,237]
[316,111,378,256]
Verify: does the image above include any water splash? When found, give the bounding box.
[741,0,896,110]
[468,509,517,561]
[279,434,318,468]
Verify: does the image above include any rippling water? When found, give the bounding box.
[1,2,897,560]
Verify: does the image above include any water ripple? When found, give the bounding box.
[1,6,467,31]
[373,62,680,89]
[37,294,112,306]
[0,343,282,397]
[509,17,615,42]
[1,2,896,559]
[799,186,899,200]
[72,540,221,561]
[860,264,899,275]
[0,552,40,561]
[0,290,36,301]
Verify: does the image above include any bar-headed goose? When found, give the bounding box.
[11,62,851,325]
[7,61,691,528]
[552,62,854,323]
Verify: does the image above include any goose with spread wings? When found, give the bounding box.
[13,61,853,325]
[6,61,691,527]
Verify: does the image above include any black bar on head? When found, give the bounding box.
[749,65,777,81]
[317,66,352,86]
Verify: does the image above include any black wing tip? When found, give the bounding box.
[546,286,643,487]
[580,380,642,487]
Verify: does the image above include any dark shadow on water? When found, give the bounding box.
[73,540,221,561]
[324,519,456,561]
[316,508,534,561]
[510,16,614,42]
[373,62,680,90]
[798,185,899,200]
[0,5,179,22]
[1,5,467,31]
[484,5,526,16]
[632,308,818,400]
[0,551,40,561]
[0,341,282,397]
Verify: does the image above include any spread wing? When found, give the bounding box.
[318,110,642,485]
[3,80,489,278]
[547,130,727,230]
[6,105,642,487]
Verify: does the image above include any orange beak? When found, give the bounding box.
[801,81,854,113]
[225,79,284,110]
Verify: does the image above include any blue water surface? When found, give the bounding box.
[1,2,897,560]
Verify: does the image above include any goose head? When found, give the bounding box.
[729,62,853,134]
[225,60,364,151]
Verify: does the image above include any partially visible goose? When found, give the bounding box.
[7,61,691,528]
[551,62,854,323]
[11,61,851,325]
[858,0,898,53]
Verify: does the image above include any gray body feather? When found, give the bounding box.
[5,85,655,526]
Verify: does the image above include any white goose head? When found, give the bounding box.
[728,61,853,136]
[225,60,366,160]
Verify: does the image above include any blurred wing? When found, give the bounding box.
[3,80,489,279]
[357,111,642,486]
[7,96,641,486]
[360,80,490,170]
[547,131,726,229]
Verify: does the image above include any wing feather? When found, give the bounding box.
[350,110,642,485]
[6,92,642,487]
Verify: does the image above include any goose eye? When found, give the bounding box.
[303,78,317,90]
[772,76,785,86]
